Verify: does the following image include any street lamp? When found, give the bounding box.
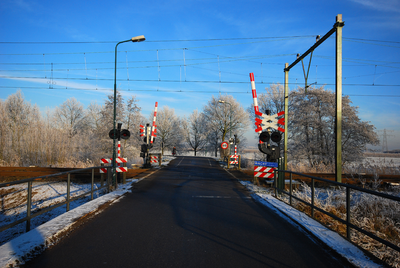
[218,100,232,154]
[112,35,145,189]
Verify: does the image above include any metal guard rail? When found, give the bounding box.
[0,165,113,234]
[272,169,400,253]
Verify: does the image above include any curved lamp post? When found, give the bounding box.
[112,35,145,188]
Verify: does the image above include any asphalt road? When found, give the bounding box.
[25,156,352,268]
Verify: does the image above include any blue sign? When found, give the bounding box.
[254,161,278,168]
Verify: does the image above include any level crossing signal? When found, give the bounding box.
[109,129,131,140]
[259,132,270,142]
[258,130,282,161]
[259,131,282,144]
[270,132,282,143]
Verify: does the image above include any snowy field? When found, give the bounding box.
[1,180,108,246]
[0,158,175,247]
[0,178,141,267]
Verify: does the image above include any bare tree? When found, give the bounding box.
[288,87,379,168]
[101,91,125,128]
[0,99,9,164]
[151,106,183,155]
[248,85,379,168]
[203,95,249,143]
[0,90,147,167]
[86,101,103,132]
[258,83,285,115]
[122,96,144,156]
[53,98,85,138]
[183,110,209,156]
[206,130,220,157]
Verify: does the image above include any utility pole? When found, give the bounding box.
[335,14,344,183]
[284,63,289,170]
[284,14,344,182]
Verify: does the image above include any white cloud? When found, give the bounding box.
[351,0,400,13]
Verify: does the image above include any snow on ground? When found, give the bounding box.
[0,181,107,246]
[0,170,160,268]
[239,181,384,268]
[0,159,167,268]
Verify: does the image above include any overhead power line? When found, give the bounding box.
[0,38,311,56]
[0,36,316,44]
[1,75,399,87]
[2,85,400,97]
[1,36,398,45]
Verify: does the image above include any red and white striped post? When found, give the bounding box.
[234,145,238,167]
[117,140,121,169]
[150,102,158,144]
[250,73,263,140]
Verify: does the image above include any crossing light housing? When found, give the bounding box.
[120,129,131,140]
[271,132,282,143]
[259,132,270,143]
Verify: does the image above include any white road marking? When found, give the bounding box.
[137,169,159,182]
[177,157,185,166]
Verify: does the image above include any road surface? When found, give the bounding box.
[25,156,352,268]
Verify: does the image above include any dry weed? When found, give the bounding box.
[288,182,400,267]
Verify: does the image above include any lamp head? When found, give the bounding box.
[131,35,146,42]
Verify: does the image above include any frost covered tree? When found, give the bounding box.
[53,98,85,138]
[251,85,379,168]
[203,95,249,143]
[101,91,125,130]
[289,87,379,167]
[183,110,209,156]
[124,96,144,142]
[151,106,183,155]
[258,83,285,115]
[86,101,103,133]
[121,96,144,156]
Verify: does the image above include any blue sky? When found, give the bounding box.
[1,0,400,150]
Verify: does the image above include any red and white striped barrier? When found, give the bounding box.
[230,145,239,164]
[250,73,263,135]
[230,157,238,164]
[254,166,275,179]
[139,125,145,137]
[150,102,158,144]
[100,157,128,173]
[150,155,159,163]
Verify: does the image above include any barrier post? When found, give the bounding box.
[91,168,94,200]
[26,181,32,232]
[107,167,112,192]
[100,163,105,187]
[123,162,127,184]
[67,174,71,211]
